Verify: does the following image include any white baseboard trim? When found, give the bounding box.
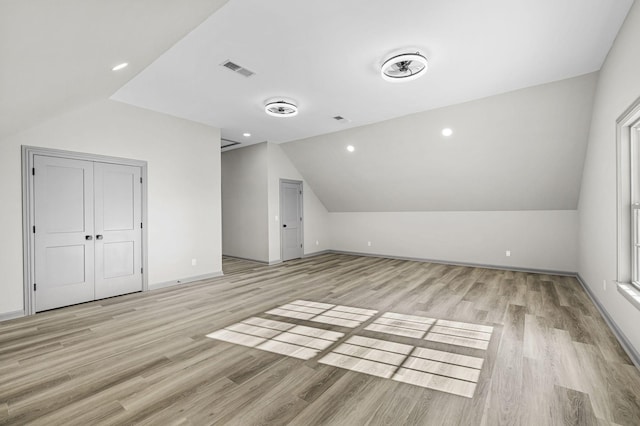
[149,271,224,291]
[222,254,269,264]
[575,274,640,370]
[0,310,25,322]
[328,250,576,276]
[223,252,329,265]
[303,250,332,258]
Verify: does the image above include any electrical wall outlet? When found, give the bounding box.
[192,258,197,266]
[367,241,372,247]
[505,250,511,257]
[603,279,607,291]
[316,240,319,246]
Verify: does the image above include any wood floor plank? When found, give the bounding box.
[0,254,637,425]
[555,385,599,426]
[482,303,525,425]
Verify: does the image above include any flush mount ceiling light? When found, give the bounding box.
[442,128,453,137]
[265,100,298,118]
[381,52,428,82]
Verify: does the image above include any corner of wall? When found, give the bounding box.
[266,142,331,262]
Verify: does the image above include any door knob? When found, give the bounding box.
[283,224,287,228]
[96,235,103,240]
[85,235,93,240]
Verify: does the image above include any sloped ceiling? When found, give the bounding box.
[112,0,631,146]
[1,1,630,213]
[281,73,598,212]
[0,0,229,139]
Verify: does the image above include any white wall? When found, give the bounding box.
[578,1,640,351]
[281,73,597,212]
[267,143,330,262]
[221,142,330,263]
[221,143,269,262]
[0,99,222,316]
[330,210,578,272]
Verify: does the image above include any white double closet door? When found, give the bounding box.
[34,155,143,312]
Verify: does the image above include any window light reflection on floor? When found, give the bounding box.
[206,317,344,360]
[318,335,484,398]
[364,312,436,338]
[425,319,493,350]
[205,301,494,399]
[363,312,494,351]
[265,299,378,328]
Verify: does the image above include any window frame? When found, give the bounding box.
[632,127,640,289]
[632,203,640,288]
[616,96,640,294]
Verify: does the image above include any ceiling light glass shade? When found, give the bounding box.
[381,53,428,82]
[265,101,298,117]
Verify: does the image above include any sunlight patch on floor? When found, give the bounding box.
[206,316,344,360]
[206,300,493,398]
[318,335,484,398]
[266,300,378,328]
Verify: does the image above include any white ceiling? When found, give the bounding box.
[0,0,229,140]
[112,0,632,147]
[1,0,632,213]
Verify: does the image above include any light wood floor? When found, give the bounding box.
[1,254,639,425]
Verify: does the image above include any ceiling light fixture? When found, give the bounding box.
[442,128,453,137]
[347,145,355,152]
[243,132,251,137]
[381,52,427,82]
[265,100,298,118]
[112,62,128,71]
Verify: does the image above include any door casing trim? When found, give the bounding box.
[21,146,149,315]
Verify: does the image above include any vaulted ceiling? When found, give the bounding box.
[112,0,631,147]
[0,0,229,140]
[1,0,634,212]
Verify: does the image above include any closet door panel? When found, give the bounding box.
[94,162,143,299]
[33,155,95,312]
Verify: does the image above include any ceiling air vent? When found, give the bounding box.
[223,61,241,71]
[221,60,255,77]
[236,68,254,77]
[333,115,351,123]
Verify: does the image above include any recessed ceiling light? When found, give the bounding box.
[265,100,298,117]
[347,145,355,152]
[112,62,128,71]
[243,132,251,137]
[442,128,453,137]
[381,52,428,82]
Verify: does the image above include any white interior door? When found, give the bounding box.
[94,162,142,299]
[34,155,95,311]
[281,180,303,261]
[32,155,143,312]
